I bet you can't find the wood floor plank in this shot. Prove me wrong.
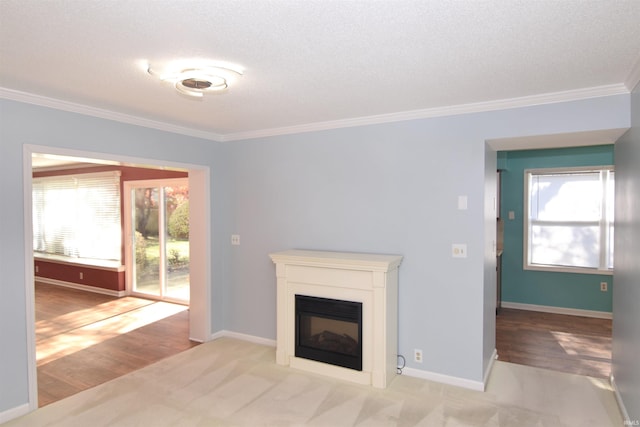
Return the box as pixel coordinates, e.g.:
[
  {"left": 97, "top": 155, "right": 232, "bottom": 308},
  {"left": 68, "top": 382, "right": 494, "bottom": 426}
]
[
  {"left": 36, "top": 296, "right": 155, "bottom": 341},
  {"left": 496, "top": 308, "right": 611, "bottom": 379},
  {"left": 35, "top": 282, "right": 199, "bottom": 407}
]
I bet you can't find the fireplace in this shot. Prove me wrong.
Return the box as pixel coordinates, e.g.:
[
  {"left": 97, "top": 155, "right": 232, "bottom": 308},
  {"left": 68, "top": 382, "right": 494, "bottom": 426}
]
[
  {"left": 270, "top": 250, "right": 402, "bottom": 388},
  {"left": 295, "top": 295, "right": 362, "bottom": 371}
]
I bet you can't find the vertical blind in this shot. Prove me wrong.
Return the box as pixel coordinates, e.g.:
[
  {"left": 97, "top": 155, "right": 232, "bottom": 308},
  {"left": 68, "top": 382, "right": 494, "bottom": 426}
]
[{"left": 33, "top": 171, "right": 122, "bottom": 262}]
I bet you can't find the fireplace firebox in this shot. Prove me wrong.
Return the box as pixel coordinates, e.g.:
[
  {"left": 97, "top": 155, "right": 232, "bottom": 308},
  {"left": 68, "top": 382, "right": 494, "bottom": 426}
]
[{"left": 295, "top": 295, "right": 362, "bottom": 371}]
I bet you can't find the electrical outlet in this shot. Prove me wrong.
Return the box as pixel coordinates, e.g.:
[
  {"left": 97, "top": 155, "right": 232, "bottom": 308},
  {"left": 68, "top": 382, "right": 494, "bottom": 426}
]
[
  {"left": 414, "top": 349, "right": 423, "bottom": 363},
  {"left": 600, "top": 282, "right": 608, "bottom": 292},
  {"left": 452, "top": 243, "right": 467, "bottom": 258},
  {"left": 231, "top": 234, "right": 240, "bottom": 245},
  {"left": 79, "top": 272, "right": 84, "bottom": 280}
]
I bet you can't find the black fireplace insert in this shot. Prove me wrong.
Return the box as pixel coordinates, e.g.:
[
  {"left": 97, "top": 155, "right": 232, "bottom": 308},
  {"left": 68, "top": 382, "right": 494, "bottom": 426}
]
[{"left": 295, "top": 294, "right": 362, "bottom": 371}]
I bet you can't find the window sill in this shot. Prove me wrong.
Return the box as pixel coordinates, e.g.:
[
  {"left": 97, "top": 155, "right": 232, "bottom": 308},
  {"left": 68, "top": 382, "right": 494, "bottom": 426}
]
[
  {"left": 34, "top": 253, "right": 124, "bottom": 272},
  {"left": 524, "top": 264, "right": 613, "bottom": 276}
]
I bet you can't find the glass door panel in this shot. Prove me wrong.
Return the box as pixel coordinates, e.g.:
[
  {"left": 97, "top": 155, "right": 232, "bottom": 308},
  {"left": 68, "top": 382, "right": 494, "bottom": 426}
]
[
  {"left": 133, "top": 187, "right": 161, "bottom": 296},
  {"left": 128, "top": 180, "right": 189, "bottom": 303},
  {"left": 164, "top": 185, "right": 190, "bottom": 301}
]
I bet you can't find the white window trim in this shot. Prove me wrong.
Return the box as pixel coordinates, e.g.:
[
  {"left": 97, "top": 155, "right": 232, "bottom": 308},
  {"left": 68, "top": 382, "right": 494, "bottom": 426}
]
[{"left": 523, "top": 165, "right": 614, "bottom": 275}]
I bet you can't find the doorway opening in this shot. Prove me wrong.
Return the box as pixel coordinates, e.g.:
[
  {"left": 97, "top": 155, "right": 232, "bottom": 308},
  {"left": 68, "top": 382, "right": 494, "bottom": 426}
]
[
  {"left": 24, "top": 145, "right": 211, "bottom": 409},
  {"left": 492, "top": 145, "right": 613, "bottom": 379}
]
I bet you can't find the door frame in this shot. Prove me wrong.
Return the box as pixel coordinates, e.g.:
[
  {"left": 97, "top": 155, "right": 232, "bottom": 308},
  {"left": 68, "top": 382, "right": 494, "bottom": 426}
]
[
  {"left": 23, "top": 144, "right": 212, "bottom": 410},
  {"left": 124, "top": 178, "right": 190, "bottom": 303}
]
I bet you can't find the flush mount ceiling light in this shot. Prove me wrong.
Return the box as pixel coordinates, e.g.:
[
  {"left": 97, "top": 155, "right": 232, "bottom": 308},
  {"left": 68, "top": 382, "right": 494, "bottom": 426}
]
[{"left": 147, "top": 62, "right": 243, "bottom": 98}]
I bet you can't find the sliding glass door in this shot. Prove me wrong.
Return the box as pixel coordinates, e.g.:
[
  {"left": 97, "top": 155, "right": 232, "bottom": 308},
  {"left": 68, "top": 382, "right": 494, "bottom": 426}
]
[{"left": 125, "top": 179, "right": 189, "bottom": 303}]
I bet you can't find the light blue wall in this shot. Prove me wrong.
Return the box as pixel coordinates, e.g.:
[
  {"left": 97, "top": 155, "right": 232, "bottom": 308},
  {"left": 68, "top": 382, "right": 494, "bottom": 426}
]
[
  {"left": 227, "top": 123, "right": 489, "bottom": 384},
  {"left": 499, "top": 145, "right": 615, "bottom": 313},
  {"left": 613, "top": 84, "right": 640, "bottom": 421},
  {"left": 224, "top": 95, "right": 630, "bottom": 387},
  {"left": 0, "top": 100, "right": 234, "bottom": 414},
  {"left": 0, "top": 93, "right": 632, "bottom": 417}
]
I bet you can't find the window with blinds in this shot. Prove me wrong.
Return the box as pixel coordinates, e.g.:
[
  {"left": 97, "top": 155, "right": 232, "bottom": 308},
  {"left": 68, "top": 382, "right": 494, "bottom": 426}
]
[
  {"left": 33, "top": 171, "right": 122, "bottom": 262},
  {"left": 524, "top": 167, "right": 614, "bottom": 273}
]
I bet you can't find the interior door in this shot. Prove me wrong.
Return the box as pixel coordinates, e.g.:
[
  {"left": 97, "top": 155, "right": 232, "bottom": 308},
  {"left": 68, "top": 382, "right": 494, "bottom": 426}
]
[{"left": 125, "top": 179, "right": 189, "bottom": 303}]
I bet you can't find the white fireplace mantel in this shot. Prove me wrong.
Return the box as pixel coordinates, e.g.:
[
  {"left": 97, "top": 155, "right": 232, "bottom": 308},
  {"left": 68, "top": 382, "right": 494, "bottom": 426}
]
[{"left": 269, "top": 250, "right": 402, "bottom": 388}]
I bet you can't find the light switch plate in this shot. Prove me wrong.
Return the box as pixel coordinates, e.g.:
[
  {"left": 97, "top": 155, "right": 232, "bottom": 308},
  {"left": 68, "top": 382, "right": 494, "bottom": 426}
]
[{"left": 458, "top": 195, "right": 468, "bottom": 210}]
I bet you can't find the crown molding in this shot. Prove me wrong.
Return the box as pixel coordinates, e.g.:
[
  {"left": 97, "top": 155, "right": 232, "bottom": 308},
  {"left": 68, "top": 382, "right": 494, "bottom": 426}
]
[
  {"left": 624, "top": 54, "right": 640, "bottom": 92},
  {"left": 0, "top": 87, "right": 225, "bottom": 142},
  {"left": 1, "top": 84, "right": 629, "bottom": 144},
  {"left": 222, "top": 84, "right": 629, "bottom": 141}
]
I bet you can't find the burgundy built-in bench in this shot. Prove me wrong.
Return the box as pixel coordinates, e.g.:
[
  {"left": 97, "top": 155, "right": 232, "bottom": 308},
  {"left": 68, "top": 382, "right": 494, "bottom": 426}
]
[{"left": 35, "top": 254, "right": 125, "bottom": 296}]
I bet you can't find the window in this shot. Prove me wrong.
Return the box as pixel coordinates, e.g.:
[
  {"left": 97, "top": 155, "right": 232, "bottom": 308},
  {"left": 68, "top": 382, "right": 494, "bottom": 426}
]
[
  {"left": 33, "top": 171, "right": 122, "bottom": 262},
  {"left": 524, "top": 167, "right": 614, "bottom": 274}
]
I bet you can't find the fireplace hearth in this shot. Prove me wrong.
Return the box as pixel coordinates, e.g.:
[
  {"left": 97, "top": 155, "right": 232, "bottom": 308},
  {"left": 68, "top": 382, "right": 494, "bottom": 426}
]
[{"left": 295, "top": 295, "right": 362, "bottom": 371}]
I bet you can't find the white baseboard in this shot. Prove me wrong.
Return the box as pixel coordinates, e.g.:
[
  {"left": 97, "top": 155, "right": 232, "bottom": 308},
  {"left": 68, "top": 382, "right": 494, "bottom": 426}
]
[
  {"left": 483, "top": 348, "right": 498, "bottom": 390},
  {"left": 402, "top": 366, "right": 485, "bottom": 391},
  {"left": 501, "top": 302, "right": 612, "bottom": 319},
  {"left": 0, "top": 403, "right": 30, "bottom": 424},
  {"left": 36, "top": 277, "right": 126, "bottom": 297},
  {"left": 610, "top": 374, "right": 631, "bottom": 424},
  {"left": 212, "top": 330, "right": 491, "bottom": 391},
  {"left": 406, "top": 349, "right": 497, "bottom": 392},
  {"left": 211, "top": 330, "right": 277, "bottom": 348}
]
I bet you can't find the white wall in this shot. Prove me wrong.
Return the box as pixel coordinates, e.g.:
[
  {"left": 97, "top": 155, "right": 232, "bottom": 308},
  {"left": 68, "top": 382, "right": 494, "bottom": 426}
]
[
  {"left": 0, "top": 93, "right": 632, "bottom": 418},
  {"left": 613, "top": 84, "right": 640, "bottom": 422},
  {"left": 483, "top": 142, "right": 498, "bottom": 377}
]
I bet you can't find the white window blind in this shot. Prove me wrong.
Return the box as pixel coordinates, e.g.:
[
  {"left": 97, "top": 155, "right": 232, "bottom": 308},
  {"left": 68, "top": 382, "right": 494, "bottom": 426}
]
[
  {"left": 33, "top": 171, "right": 122, "bottom": 262},
  {"left": 525, "top": 167, "right": 614, "bottom": 273}
]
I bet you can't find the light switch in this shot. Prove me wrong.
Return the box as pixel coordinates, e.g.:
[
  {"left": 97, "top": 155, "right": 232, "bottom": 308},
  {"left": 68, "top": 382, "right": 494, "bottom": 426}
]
[
  {"left": 458, "top": 195, "right": 468, "bottom": 210},
  {"left": 231, "top": 234, "right": 240, "bottom": 245},
  {"left": 508, "top": 211, "right": 515, "bottom": 220}
]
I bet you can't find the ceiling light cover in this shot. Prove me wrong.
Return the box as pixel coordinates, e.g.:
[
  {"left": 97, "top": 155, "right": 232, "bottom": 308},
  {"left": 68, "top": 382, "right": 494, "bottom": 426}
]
[{"left": 147, "top": 62, "right": 243, "bottom": 98}]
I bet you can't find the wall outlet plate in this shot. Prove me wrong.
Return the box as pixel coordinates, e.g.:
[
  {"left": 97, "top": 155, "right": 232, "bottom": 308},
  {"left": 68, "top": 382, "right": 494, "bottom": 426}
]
[
  {"left": 231, "top": 234, "right": 240, "bottom": 245},
  {"left": 452, "top": 243, "right": 467, "bottom": 258}
]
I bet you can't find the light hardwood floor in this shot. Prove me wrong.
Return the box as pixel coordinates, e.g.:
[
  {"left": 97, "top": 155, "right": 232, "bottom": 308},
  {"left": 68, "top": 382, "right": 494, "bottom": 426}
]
[
  {"left": 35, "top": 282, "right": 199, "bottom": 407},
  {"left": 496, "top": 308, "right": 612, "bottom": 379}
]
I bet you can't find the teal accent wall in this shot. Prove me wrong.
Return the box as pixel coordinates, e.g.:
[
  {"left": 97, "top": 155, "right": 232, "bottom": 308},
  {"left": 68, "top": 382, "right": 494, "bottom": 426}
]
[{"left": 500, "top": 145, "right": 614, "bottom": 313}]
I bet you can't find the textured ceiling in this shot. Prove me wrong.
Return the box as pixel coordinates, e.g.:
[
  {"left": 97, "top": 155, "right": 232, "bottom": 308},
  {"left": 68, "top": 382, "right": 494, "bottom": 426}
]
[{"left": 2, "top": 0, "right": 640, "bottom": 142}]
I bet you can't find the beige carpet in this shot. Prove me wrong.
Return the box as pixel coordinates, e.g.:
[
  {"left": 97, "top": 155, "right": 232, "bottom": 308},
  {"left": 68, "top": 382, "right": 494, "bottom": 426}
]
[{"left": 4, "top": 337, "right": 623, "bottom": 426}]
